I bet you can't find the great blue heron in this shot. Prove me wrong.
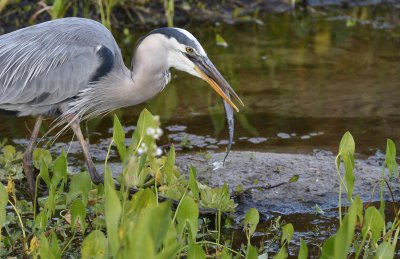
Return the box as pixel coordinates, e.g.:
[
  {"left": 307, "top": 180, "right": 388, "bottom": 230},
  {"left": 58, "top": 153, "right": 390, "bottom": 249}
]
[{"left": 0, "top": 17, "right": 243, "bottom": 198}]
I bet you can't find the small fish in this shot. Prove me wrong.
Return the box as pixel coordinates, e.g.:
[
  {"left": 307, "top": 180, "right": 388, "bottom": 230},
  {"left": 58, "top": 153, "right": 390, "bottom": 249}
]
[{"left": 222, "top": 95, "right": 234, "bottom": 165}]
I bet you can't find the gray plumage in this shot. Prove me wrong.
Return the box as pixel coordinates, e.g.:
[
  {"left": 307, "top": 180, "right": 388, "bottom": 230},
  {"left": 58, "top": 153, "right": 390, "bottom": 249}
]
[
  {"left": 0, "top": 17, "right": 243, "bottom": 197},
  {"left": 0, "top": 17, "right": 241, "bottom": 121}
]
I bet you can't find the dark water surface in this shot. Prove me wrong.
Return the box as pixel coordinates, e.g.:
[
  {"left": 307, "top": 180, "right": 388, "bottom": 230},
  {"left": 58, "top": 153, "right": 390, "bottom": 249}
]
[
  {"left": 1, "top": 6, "right": 400, "bottom": 258},
  {"left": 1, "top": 7, "right": 400, "bottom": 158}
]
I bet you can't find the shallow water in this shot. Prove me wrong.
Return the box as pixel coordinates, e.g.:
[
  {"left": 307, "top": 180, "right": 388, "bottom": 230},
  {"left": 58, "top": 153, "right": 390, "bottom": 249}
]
[
  {"left": 1, "top": 7, "right": 399, "bottom": 159},
  {"left": 1, "top": 6, "right": 400, "bottom": 257}
]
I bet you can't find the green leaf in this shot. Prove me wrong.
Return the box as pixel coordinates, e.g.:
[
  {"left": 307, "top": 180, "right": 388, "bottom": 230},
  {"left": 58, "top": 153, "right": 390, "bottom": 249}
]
[
  {"left": 130, "top": 108, "right": 158, "bottom": 152},
  {"left": 176, "top": 196, "right": 199, "bottom": 242},
  {"left": 51, "top": 152, "right": 67, "bottom": 188},
  {"left": 188, "top": 243, "right": 206, "bottom": 259},
  {"left": 298, "top": 239, "right": 308, "bottom": 259},
  {"left": 245, "top": 245, "right": 258, "bottom": 259},
  {"left": 215, "top": 33, "right": 228, "bottom": 48},
  {"left": 281, "top": 223, "right": 294, "bottom": 244},
  {"left": 320, "top": 235, "right": 335, "bottom": 259},
  {"left": 147, "top": 202, "right": 172, "bottom": 250},
  {"left": 113, "top": 114, "right": 127, "bottom": 162},
  {"left": 385, "top": 139, "right": 398, "bottom": 177},
  {"left": 289, "top": 175, "right": 299, "bottom": 183},
  {"left": 374, "top": 242, "right": 394, "bottom": 259},
  {"left": 273, "top": 246, "right": 288, "bottom": 259},
  {"left": 334, "top": 196, "right": 362, "bottom": 258},
  {"left": 164, "top": 145, "right": 176, "bottom": 184},
  {"left": 243, "top": 208, "right": 259, "bottom": 236},
  {"left": 0, "top": 183, "right": 7, "bottom": 243},
  {"left": 70, "top": 199, "right": 87, "bottom": 232},
  {"left": 221, "top": 249, "right": 232, "bottom": 259},
  {"left": 39, "top": 160, "right": 51, "bottom": 187},
  {"left": 81, "top": 230, "right": 108, "bottom": 259},
  {"left": 362, "top": 207, "right": 384, "bottom": 244},
  {"left": 67, "top": 171, "right": 92, "bottom": 206},
  {"left": 39, "top": 232, "right": 59, "bottom": 259},
  {"left": 104, "top": 167, "right": 122, "bottom": 256},
  {"left": 338, "top": 131, "right": 355, "bottom": 156},
  {"left": 33, "top": 148, "right": 52, "bottom": 170},
  {"left": 189, "top": 165, "right": 199, "bottom": 200},
  {"left": 3, "top": 145, "right": 15, "bottom": 161},
  {"left": 343, "top": 154, "right": 355, "bottom": 201}
]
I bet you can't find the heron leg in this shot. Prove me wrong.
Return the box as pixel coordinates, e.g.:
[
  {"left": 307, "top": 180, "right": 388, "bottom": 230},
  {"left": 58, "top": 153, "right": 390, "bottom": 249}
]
[
  {"left": 68, "top": 118, "right": 103, "bottom": 184},
  {"left": 23, "top": 115, "right": 43, "bottom": 199}
]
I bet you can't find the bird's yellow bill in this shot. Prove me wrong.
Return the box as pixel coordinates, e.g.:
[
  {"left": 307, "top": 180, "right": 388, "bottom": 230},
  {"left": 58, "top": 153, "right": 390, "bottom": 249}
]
[{"left": 194, "top": 66, "right": 243, "bottom": 112}]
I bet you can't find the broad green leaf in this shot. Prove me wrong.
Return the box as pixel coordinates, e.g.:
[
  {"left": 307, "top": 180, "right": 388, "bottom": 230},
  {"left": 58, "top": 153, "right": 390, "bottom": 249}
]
[
  {"left": 67, "top": 171, "right": 92, "bottom": 206},
  {"left": 334, "top": 196, "right": 362, "bottom": 258},
  {"left": 51, "top": 152, "right": 67, "bottom": 188},
  {"left": 39, "top": 160, "right": 50, "bottom": 187},
  {"left": 113, "top": 114, "right": 127, "bottom": 162},
  {"left": 176, "top": 196, "right": 199, "bottom": 242},
  {"left": 221, "top": 249, "right": 232, "bottom": 259},
  {"left": 273, "top": 247, "right": 287, "bottom": 259},
  {"left": 320, "top": 235, "right": 335, "bottom": 259},
  {"left": 156, "top": 223, "right": 180, "bottom": 259},
  {"left": 33, "top": 148, "right": 52, "bottom": 170},
  {"left": 281, "top": 223, "right": 294, "bottom": 244},
  {"left": 3, "top": 145, "right": 15, "bottom": 161},
  {"left": 163, "top": 145, "right": 176, "bottom": 184},
  {"left": 81, "top": 230, "right": 108, "bottom": 259},
  {"left": 49, "top": 232, "right": 60, "bottom": 257},
  {"left": 104, "top": 167, "right": 122, "bottom": 256},
  {"left": 298, "top": 239, "right": 308, "bottom": 259},
  {"left": 147, "top": 202, "right": 172, "bottom": 250},
  {"left": 243, "top": 208, "right": 259, "bottom": 236},
  {"left": 338, "top": 131, "right": 355, "bottom": 156},
  {"left": 70, "top": 199, "right": 87, "bottom": 232},
  {"left": 39, "top": 233, "right": 59, "bottom": 259},
  {"left": 130, "top": 108, "right": 158, "bottom": 152},
  {"left": 385, "top": 139, "right": 398, "bottom": 177},
  {"left": 189, "top": 165, "right": 199, "bottom": 200},
  {"left": 0, "top": 183, "right": 7, "bottom": 242},
  {"left": 188, "top": 243, "right": 206, "bottom": 259},
  {"left": 123, "top": 227, "right": 155, "bottom": 259},
  {"left": 374, "top": 242, "right": 394, "bottom": 259},
  {"left": 245, "top": 245, "right": 258, "bottom": 259},
  {"left": 34, "top": 211, "right": 48, "bottom": 230},
  {"left": 343, "top": 154, "right": 355, "bottom": 201},
  {"left": 362, "top": 207, "right": 384, "bottom": 244}
]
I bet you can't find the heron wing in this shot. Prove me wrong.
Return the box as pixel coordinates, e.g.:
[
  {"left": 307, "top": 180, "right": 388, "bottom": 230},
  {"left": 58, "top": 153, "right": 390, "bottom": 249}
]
[{"left": 0, "top": 18, "right": 119, "bottom": 115}]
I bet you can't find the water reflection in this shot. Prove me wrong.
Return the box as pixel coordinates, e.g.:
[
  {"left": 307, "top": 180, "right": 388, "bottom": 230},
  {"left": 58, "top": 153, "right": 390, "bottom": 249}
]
[{"left": 1, "top": 8, "right": 399, "bottom": 157}]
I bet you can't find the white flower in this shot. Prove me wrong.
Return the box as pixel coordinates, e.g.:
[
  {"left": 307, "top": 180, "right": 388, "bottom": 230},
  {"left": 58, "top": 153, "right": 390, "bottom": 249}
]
[
  {"left": 137, "top": 147, "right": 144, "bottom": 155},
  {"left": 155, "top": 128, "right": 163, "bottom": 136},
  {"left": 152, "top": 128, "right": 163, "bottom": 139},
  {"left": 155, "top": 148, "right": 163, "bottom": 156},
  {"left": 146, "top": 127, "right": 155, "bottom": 136},
  {"left": 140, "top": 142, "right": 148, "bottom": 152}
]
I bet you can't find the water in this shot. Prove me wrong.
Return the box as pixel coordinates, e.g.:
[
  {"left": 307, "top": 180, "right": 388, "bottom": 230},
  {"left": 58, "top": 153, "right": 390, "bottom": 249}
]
[
  {"left": 2, "top": 7, "right": 399, "bottom": 159},
  {"left": 1, "top": 6, "right": 400, "bottom": 257}
]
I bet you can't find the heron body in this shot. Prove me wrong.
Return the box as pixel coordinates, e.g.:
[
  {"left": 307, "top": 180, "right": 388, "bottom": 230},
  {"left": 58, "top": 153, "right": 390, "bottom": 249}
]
[{"left": 0, "top": 18, "right": 243, "bottom": 198}]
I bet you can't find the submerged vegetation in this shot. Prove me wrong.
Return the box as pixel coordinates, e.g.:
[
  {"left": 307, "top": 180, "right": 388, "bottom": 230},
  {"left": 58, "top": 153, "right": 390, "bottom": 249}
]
[{"left": 0, "top": 109, "right": 399, "bottom": 258}]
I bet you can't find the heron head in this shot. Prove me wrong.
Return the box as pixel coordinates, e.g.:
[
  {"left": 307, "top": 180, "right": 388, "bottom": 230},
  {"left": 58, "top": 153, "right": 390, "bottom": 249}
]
[{"left": 147, "top": 27, "right": 244, "bottom": 112}]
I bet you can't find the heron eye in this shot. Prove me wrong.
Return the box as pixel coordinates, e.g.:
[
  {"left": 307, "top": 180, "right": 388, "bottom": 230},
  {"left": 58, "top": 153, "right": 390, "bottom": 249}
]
[{"left": 186, "top": 47, "right": 194, "bottom": 53}]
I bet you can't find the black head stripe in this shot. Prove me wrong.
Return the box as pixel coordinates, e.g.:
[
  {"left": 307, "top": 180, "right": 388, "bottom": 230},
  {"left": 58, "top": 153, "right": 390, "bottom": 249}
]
[{"left": 149, "top": 28, "right": 198, "bottom": 50}]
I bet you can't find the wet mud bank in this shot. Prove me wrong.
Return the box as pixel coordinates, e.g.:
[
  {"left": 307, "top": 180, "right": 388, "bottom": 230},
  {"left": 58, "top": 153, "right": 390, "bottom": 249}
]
[{"left": 176, "top": 150, "right": 400, "bottom": 219}]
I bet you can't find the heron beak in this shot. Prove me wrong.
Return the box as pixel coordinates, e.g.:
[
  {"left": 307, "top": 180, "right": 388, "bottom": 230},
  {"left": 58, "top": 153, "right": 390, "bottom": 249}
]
[{"left": 192, "top": 56, "right": 244, "bottom": 112}]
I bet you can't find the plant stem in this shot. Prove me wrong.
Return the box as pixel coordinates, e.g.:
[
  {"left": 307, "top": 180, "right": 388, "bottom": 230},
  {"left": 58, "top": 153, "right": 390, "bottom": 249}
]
[{"left": 9, "top": 199, "right": 27, "bottom": 250}]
